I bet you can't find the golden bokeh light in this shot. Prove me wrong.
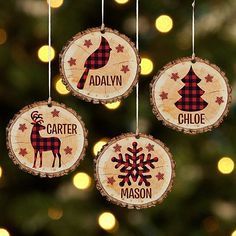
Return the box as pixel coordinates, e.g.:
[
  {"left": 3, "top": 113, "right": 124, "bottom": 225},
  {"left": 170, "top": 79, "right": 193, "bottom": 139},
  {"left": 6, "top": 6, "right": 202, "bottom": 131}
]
[
  {"left": 0, "top": 166, "right": 2, "bottom": 179},
  {"left": 73, "top": 172, "right": 92, "bottom": 190},
  {"left": 93, "top": 139, "right": 108, "bottom": 156},
  {"left": 38, "top": 45, "right": 55, "bottom": 63},
  {"left": 48, "top": 207, "right": 63, "bottom": 220},
  {"left": 141, "top": 57, "right": 154, "bottom": 75},
  {"left": 114, "top": 0, "right": 129, "bottom": 4},
  {"left": 155, "top": 15, "right": 173, "bottom": 33},
  {"left": 0, "top": 29, "right": 7, "bottom": 45},
  {"left": 218, "top": 157, "right": 234, "bottom": 174},
  {"left": 98, "top": 212, "right": 117, "bottom": 231},
  {"left": 47, "top": 0, "right": 64, "bottom": 8},
  {"left": 232, "top": 230, "right": 236, "bottom": 236},
  {"left": 55, "top": 78, "right": 70, "bottom": 95},
  {"left": 105, "top": 101, "right": 121, "bottom": 110},
  {"left": 0, "top": 228, "right": 10, "bottom": 236}
]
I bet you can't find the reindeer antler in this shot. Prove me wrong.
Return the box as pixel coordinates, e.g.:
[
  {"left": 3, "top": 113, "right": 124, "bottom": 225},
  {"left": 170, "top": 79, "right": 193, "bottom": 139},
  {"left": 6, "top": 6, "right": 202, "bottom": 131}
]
[
  {"left": 31, "top": 111, "right": 44, "bottom": 124},
  {"left": 31, "top": 111, "right": 38, "bottom": 120}
]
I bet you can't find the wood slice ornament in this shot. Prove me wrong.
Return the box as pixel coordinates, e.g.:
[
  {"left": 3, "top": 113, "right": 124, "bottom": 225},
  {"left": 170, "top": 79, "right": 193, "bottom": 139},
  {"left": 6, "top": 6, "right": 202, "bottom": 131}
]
[
  {"left": 94, "top": 133, "right": 175, "bottom": 209},
  {"left": 150, "top": 57, "right": 232, "bottom": 134},
  {"left": 6, "top": 101, "right": 87, "bottom": 178},
  {"left": 60, "top": 27, "right": 141, "bottom": 104}
]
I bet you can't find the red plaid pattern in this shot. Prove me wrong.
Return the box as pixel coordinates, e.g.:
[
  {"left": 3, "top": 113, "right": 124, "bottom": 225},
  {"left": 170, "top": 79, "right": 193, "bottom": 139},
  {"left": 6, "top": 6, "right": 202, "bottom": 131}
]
[
  {"left": 175, "top": 67, "right": 208, "bottom": 111},
  {"left": 112, "top": 142, "right": 158, "bottom": 187},
  {"left": 77, "top": 36, "right": 112, "bottom": 89},
  {"left": 30, "top": 124, "right": 62, "bottom": 168}
]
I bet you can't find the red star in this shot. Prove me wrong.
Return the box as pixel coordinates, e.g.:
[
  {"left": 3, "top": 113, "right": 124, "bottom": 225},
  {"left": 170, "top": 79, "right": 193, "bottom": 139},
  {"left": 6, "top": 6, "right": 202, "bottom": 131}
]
[
  {"left": 19, "top": 148, "right": 28, "bottom": 157},
  {"left": 116, "top": 44, "right": 124, "bottom": 53},
  {"left": 205, "top": 74, "right": 214, "bottom": 83},
  {"left": 51, "top": 109, "right": 60, "bottom": 117},
  {"left": 171, "top": 72, "right": 180, "bottom": 81},
  {"left": 68, "top": 57, "right": 76, "bottom": 66},
  {"left": 84, "top": 39, "right": 93, "bottom": 48},
  {"left": 107, "top": 177, "right": 116, "bottom": 185},
  {"left": 19, "top": 124, "right": 27, "bottom": 132},
  {"left": 121, "top": 65, "right": 130, "bottom": 74},
  {"left": 64, "top": 146, "right": 72, "bottom": 155},
  {"left": 146, "top": 143, "right": 154, "bottom": 152},
  {"left": 156, "top": 172, "right": 164, "bottom": 181},
  {"left": 215, "top": 96, "right": 224, "bottom": 105},
  {"left": 160, "top": 91, "right": 168, "bottom": 100},
  {"left": 113, "top": 144, "right": 122, "bottom": 152}
]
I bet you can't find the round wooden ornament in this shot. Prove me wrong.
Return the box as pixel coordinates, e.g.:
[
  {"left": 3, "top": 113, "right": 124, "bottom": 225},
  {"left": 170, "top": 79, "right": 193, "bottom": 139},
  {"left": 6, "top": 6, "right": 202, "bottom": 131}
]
[
  {"left": 94, "top": 133, "right": 175, "bottom": 209},
  {"left": 6, "top": 101, "right": 87, "bottom": 178},
  {"left": 60, "top": 27, "right": 141, "bottom": 104},
  {"left": 150, "top": 57, "right": 232, "bottom": 134}
]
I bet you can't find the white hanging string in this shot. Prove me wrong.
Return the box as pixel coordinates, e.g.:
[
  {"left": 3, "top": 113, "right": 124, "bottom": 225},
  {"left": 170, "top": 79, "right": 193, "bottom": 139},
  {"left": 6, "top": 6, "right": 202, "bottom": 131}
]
[
  {"left": 48, "top": 0, "right": 52, "bottom": 105},
  {"left": 192, "top": 0, "right": 196, "bottom": 61},
  {"left": 135, "top": 0, "right": 139, "bottom": 136},
  {"left": 101, "top": 0, "right": 105, "bottom": 31}
]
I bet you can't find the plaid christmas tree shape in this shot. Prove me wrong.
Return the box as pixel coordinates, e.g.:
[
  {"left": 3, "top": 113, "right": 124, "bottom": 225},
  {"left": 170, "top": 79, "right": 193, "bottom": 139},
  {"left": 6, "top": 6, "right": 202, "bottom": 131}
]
[{"left": 175, "top": 67, "right": 208, "bottom": 111}]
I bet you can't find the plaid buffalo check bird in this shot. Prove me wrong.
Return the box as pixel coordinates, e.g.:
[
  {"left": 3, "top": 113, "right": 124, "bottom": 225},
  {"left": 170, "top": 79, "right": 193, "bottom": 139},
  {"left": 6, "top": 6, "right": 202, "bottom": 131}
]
[
  {"left": 175, "top": 66, "right": 208, "bottom": 111},
  {"left": 77, "top": 36, "right": 112, "bottom": 89},
  {"left": 30, "top": 111, "right": 62, "bottom": 169}
]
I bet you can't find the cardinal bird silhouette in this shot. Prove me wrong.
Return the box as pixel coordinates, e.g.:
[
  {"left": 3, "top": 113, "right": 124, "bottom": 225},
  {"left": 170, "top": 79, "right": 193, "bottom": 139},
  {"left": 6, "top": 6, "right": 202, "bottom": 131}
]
[{"left": 77, "top": 36, "right": 112, "bottom": 89}]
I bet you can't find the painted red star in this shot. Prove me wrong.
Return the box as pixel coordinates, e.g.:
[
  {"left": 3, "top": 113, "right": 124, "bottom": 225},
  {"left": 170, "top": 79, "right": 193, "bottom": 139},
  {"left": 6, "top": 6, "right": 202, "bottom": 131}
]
[
  {"left": 113, "top": 144, "right": 122, "bottom": 152},
  {"left": 121, "top": 65, "right": 130, "bottom": 74},
  {"left": 205, "top": 74, "right": 214, "bottom": 83},
  {"left": 18, "top": 124, "right": 27, "bottom": 132},
  {"left": 146, "top": 143, "right": 154, "bottom": 152},
  {"left": 64, "top": 146, "right": 72, "bottom": 155},
  {"left": 160, "top": 91, "right": 168, "bottom": 100},
  {"left": 19, "top": 148, "right": 28, "bottom": 157},
  {"left": 84, "top": 39, "right": 93, "bottom": 48},
  {"left": 107, "top": 176, "right": 116, "bottom": 185},
  {"left": 215, "top": 96, "right": 224, "bottom": 105},
  {"left": 171, "top": 72, "right": 180, "bottom": 81},
  {"left": 156, "top": 172, "right": 164, "bottom": 181},
  {"left": 51, "top": 109, "right": 60, "bottom": 117},
  {"left": 68, "top": 57, "right": 76, "bottom": 66},
  {"left": 116, "top": 44, "right": 124, "bottom": 53}
]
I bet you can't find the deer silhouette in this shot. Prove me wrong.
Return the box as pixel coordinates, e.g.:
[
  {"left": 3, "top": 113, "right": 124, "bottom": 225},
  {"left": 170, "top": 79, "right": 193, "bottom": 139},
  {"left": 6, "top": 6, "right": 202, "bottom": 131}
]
[{"left": 30, "top": 111, "right": 62, "bottom": 169}]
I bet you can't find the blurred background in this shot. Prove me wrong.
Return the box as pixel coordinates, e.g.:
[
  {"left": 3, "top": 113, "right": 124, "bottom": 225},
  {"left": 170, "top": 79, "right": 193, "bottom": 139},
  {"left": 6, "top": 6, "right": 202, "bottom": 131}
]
[{"left": 0, "top": 0, "right": 236, "bottom": 235}]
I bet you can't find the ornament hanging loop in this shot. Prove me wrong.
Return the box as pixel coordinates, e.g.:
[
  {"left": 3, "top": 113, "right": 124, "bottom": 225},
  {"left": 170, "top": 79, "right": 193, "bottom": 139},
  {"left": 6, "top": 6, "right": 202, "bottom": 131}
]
[
  {"left": 191, "top": 0, "right": 196, "bottom": 63},
  {"left": 48, "top": 97, "right": 52, "bottom": 107},
  {"left": 48, "top": 0, "right": 53, "bottom": 105},
  {"left": 101, "top": 0, "right": 105, "bottom": 33},
  {"left": 101, "top": 23, "right": 105, "bottom": 33},
  {"left": 135, "top": 0, "right": 139, "bottom": 137}
]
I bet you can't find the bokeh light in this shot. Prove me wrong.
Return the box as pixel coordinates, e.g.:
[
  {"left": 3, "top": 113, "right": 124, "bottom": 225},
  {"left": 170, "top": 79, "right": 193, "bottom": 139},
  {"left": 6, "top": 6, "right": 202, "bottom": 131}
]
[
  {"left": 55, "top": 78, "right": 70, "bottom": 95},
  {"left": 47, "top": 0, "right": 64, "bottom": 8},
  {"left": 37, "top": 45, "right": 55, "bottom": 63},
  {"left": 0, "top": 228, "right": 10, "bottom": 236},
  {"left": 0, "top": 166, "right": 2, "bottom": 179},
  {"left": 232, "top": 229, "right": 236, "bottom": 236},
  {"left": 155, "top": 15, "right": 173, "bottom": 33},
  {"left": 48, "top": 207, "right": 63, "bottom": 220},
  {"left": 141, "top": 57, "right": 153, "bottom": 75},
  {"left": 114, "top": 0, "right": 129, "bottom": 4},
  {"left": 0, "top": 29, "right": 7, "bottom": 45},
  {"left": 105, "top": 101, "right": 121, "bottom": 110},
  {"left": 98, "top": 212, "right": 117, "bottom": 231},
  {"left": 218, "top": 157, "right": 234, "bottom": 174},
  {"left": 93, "top": 139, "right": 108, "bottom": 156},
  {"left": 73, "top": 172, "right": 92, "bottom": 190}
]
